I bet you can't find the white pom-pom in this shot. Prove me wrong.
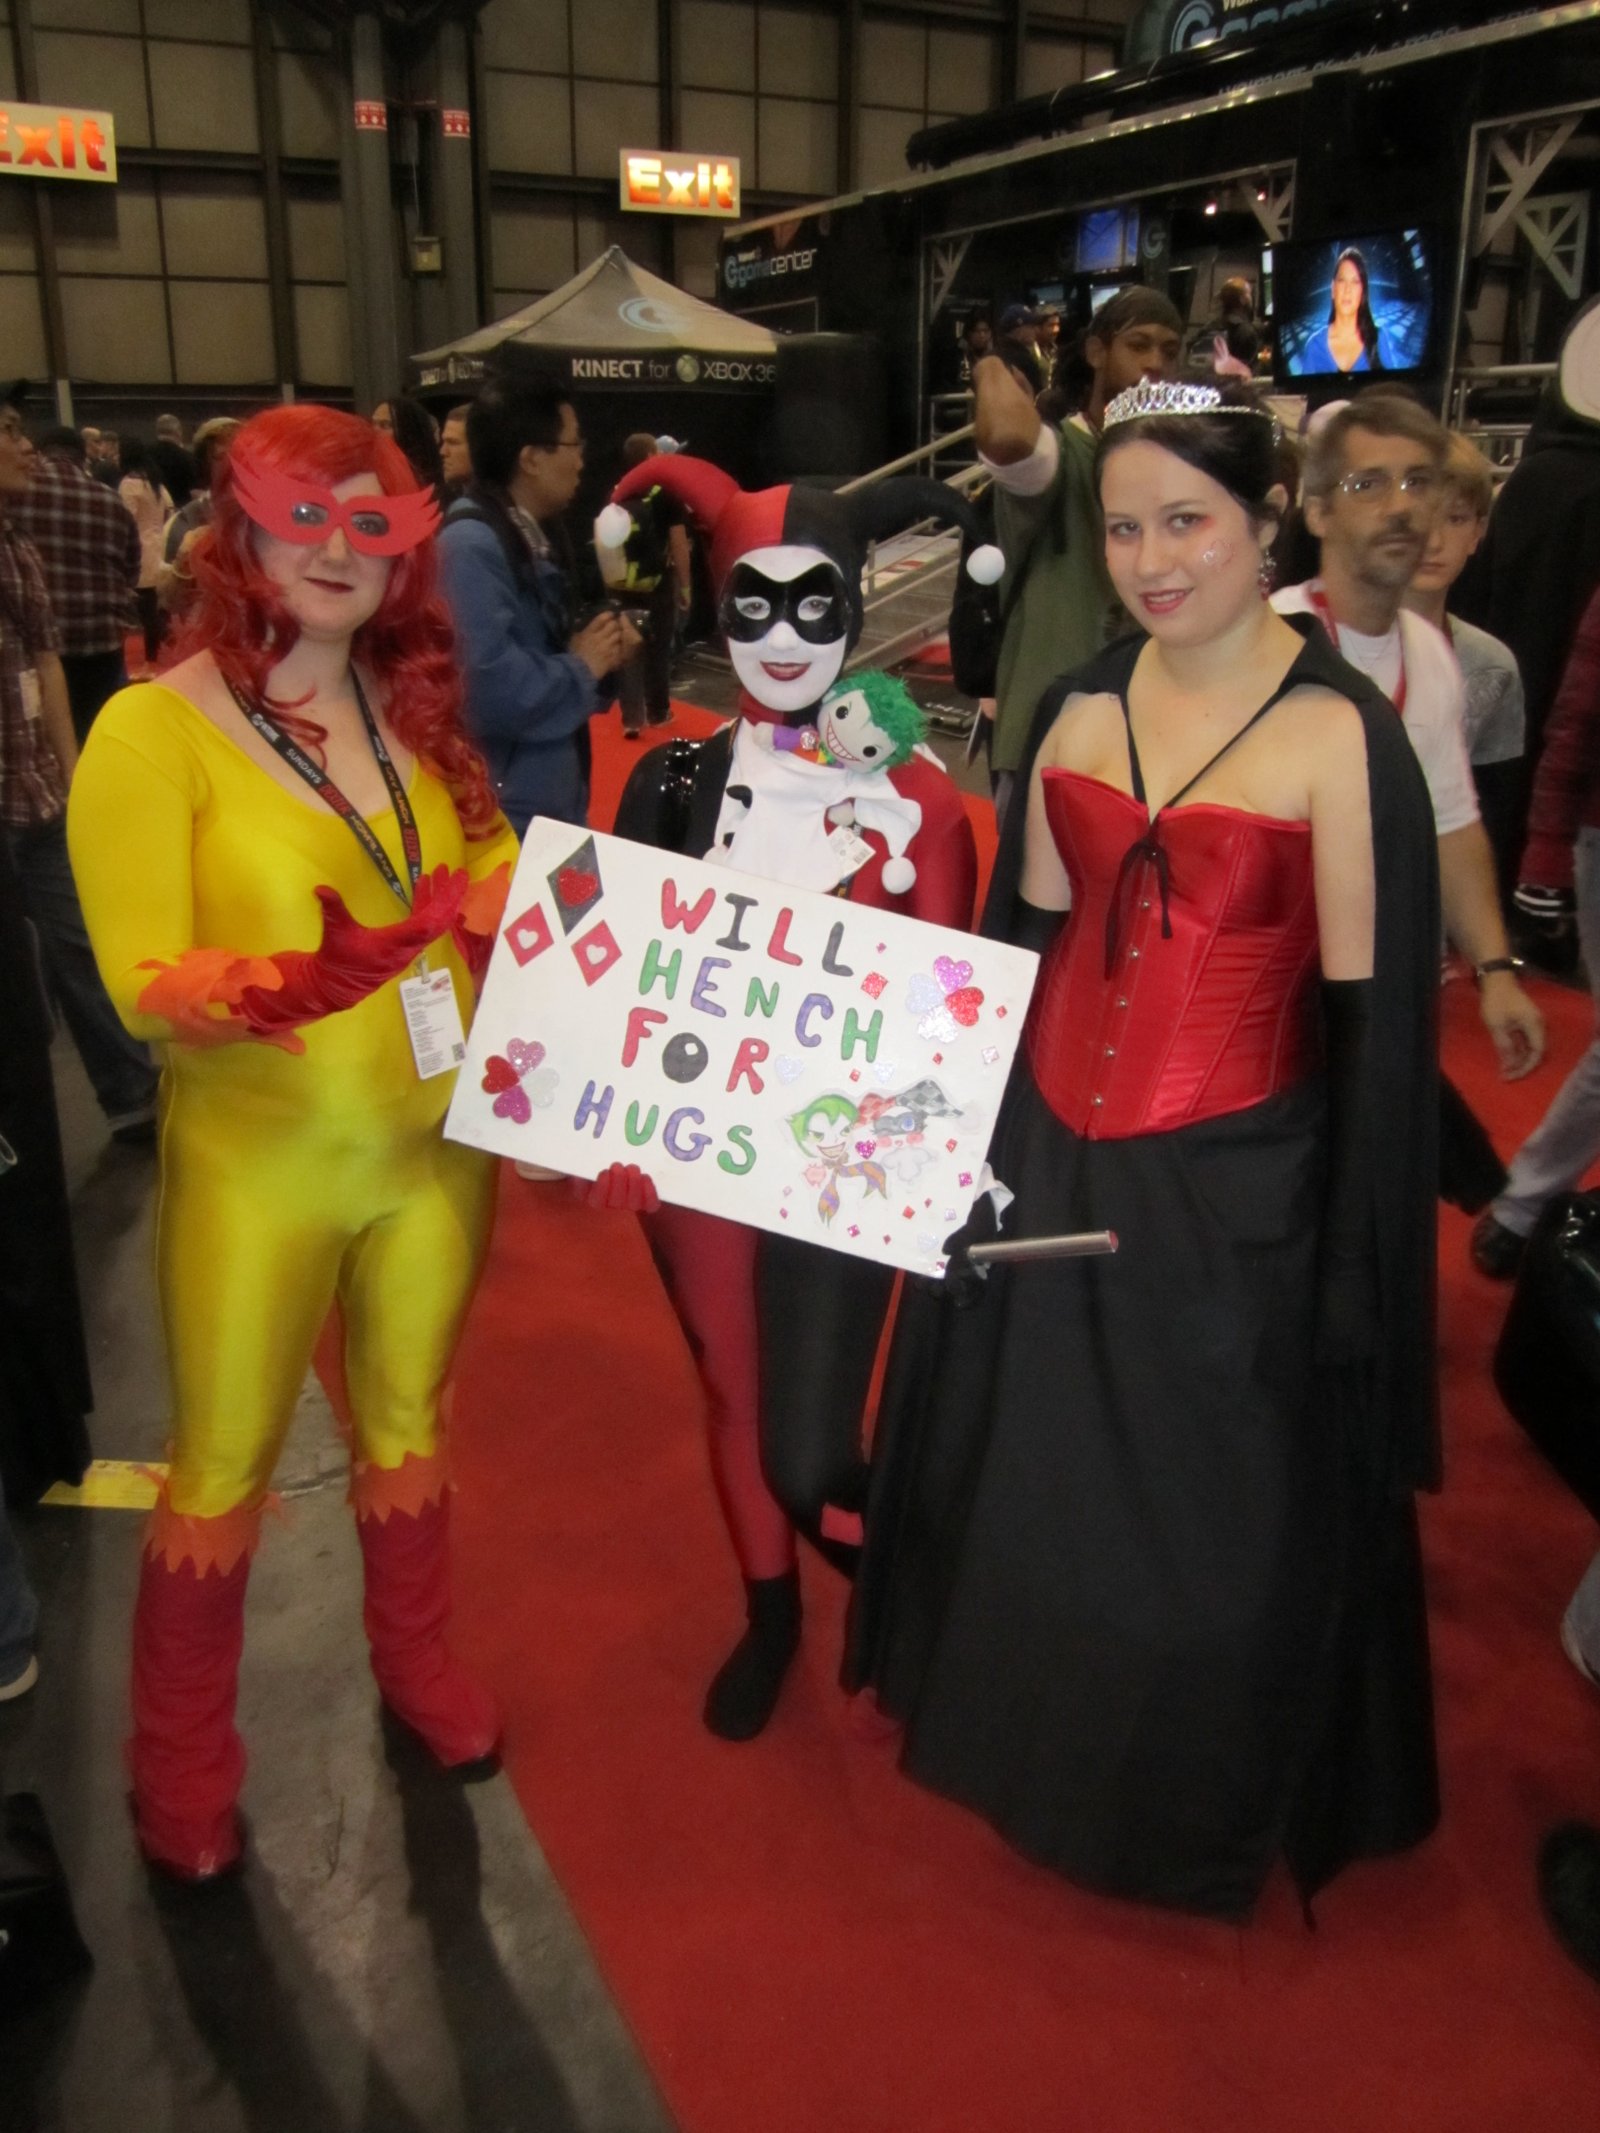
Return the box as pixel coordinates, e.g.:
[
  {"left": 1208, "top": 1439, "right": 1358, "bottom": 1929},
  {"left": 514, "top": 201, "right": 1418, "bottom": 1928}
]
[
  {"left": 966, "top": 543, "right": 1005, "bottom": 586},
  {"left": 595, "top": 503, "right": 633, "bottom": 550},
  {"left": 881, "top": 855, "right": 916, "bottom": 895}
]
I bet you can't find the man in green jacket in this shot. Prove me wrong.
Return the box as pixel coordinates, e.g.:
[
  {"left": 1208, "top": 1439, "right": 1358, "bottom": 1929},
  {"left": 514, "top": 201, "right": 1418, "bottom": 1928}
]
[{"left": 976, "top": 285, "right": 1183, "bottom": 821}]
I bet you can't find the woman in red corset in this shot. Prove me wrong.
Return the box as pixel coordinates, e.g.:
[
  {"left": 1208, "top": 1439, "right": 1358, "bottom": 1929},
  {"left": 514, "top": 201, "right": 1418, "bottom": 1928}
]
[{"left": 847, "top": 381, "right": 1444, "bottom": 1918}]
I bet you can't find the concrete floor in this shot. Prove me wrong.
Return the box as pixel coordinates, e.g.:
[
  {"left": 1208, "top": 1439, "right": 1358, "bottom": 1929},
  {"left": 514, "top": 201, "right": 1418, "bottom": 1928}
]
[{"left": 0, "top": 1047, "right": 676, "bottom": 2133}]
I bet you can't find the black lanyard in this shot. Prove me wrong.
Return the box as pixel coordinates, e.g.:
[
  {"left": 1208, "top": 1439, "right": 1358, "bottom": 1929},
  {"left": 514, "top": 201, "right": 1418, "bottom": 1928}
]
[{"left": 224, "top": 670, "right": 420, "bottom": 912}]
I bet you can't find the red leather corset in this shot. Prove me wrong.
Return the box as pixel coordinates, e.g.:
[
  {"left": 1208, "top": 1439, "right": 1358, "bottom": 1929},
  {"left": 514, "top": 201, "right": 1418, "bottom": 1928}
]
[{"left": 1027, "top": 769, "right": 1322, "bottom": 1139}]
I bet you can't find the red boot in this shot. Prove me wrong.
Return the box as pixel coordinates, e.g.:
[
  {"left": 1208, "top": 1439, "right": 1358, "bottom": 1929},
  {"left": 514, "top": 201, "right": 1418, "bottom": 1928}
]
[
  {"left": 353, "top": 1465, "right": 499, "bottom": 1771},
  {"left": 128, "top": 1503, "right": 258, "bottom": 1879}
]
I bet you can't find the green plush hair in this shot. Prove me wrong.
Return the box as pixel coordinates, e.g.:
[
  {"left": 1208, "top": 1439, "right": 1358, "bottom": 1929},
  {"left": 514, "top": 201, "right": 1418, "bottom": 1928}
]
[
  {"left": 788, "top": 1093, "right": 858, "bottom": 1150},
  {"left": 821, "top": 669, "right": 925, "bottom": 768}
]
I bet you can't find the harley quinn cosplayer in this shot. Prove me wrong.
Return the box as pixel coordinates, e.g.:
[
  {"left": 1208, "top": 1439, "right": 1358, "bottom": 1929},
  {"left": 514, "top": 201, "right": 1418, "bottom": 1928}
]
[
  {"left": 68, "top": 407, "right": 517, "bottom": 1879},
  {"left": 594, "top": 453, "right": 996, "bottom": 1740}
]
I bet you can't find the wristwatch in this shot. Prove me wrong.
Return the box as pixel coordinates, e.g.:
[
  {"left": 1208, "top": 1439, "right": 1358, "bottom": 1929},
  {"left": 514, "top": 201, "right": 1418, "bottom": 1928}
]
[{"left": 1473, "top": 956, "right": 1525, "bottom": 982}]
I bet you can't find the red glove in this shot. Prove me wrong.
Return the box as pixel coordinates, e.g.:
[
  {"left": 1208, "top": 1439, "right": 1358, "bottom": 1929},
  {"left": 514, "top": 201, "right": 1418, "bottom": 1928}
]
[
  {"left": 574, "top": 1162, "right": 660, "bottom": 1213},
  {"left": 237, "top": 865, "right": 469, "bottom": 1035}
]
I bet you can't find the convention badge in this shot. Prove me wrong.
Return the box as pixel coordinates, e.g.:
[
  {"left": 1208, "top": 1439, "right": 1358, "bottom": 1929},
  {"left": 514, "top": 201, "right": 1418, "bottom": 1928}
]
[
  {"left": 17, "top": 665, "right": 40, "bottom": 724},
  {"left": 400, "top": 965, "right": 467, "bottom": 1080}
]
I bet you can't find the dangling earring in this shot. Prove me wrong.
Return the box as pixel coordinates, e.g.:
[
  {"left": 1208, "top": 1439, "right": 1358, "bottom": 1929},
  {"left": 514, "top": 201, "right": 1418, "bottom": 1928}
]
[{"left": 1258, "top": 548, "right": 1277, "bottom": 598}]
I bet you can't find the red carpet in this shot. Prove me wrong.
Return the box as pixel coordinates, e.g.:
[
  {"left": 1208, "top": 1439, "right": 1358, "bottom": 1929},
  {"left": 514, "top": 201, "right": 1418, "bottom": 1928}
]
[{"left": 441, "top": 715, "right": 1600, "bottom": 2129}]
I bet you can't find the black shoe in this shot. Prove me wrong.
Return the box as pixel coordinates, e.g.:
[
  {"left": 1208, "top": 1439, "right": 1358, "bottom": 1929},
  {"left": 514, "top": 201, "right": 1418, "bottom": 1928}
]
[
  {"left": 1470, "top": 1210, "right": 1528, "bottom": 1280},
  {"left": 703, "top": 1569, "right": 801, "bottom": 1742},
  {"left": 1538, "top": 1823, "right": 1600, "bottom": 1984}
]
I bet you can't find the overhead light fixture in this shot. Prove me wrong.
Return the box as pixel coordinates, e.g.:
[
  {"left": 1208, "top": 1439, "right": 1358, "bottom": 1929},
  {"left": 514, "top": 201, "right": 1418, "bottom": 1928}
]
[
  {"left": 1203, "top": 198, "right": 1218, "bottom": 217},
  {"left": 1256, "top": 185, "right": 1268, "bottom": 202}
]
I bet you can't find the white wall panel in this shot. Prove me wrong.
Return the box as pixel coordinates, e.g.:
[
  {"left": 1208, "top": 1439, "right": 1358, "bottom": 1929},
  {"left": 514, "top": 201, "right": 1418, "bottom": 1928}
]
[
  {"left": 34, "top": 0, "right": 140, "bottom": 30},
  {"left": 573, "top": 80, "right": 658, "bottom": 181},
  {"left": 929, "top": 28, "right": 996, "bottom": 116},
  {"left": 858, "top": 109, "right": 919, "bottom": 190},
  {"left": 149, "top": 44, "right": 260, "bottom": 155},
  {"left": 61, "top": 278, "right": 172, "bottom": 384},
  {"left": 275, "top": 49, "right": 342, "bottom": 161},
  {"left": 860, "top": 21, "right": 925, "bottom": 113},
  {"left": 51, "top": 172, "right": 160, "bottom": 276},
  {"left": 35, "top": 32, "right": 152, "bottom": 147},
  {"left": 572, "top": 0, "right": 658, "bottom": 84},
  {"left": 491, "top": 199, "right": 579, "bottom": 292},
  {"left": 161, "top": 181, "right": 268, "bottom": 281},
  {"left": 678, "top": 88, "right": 756, "bottom": 173},
  {"left": 293, "top": 283, "right": 352, "bottom": 387},
  {"left": 481, "top": 0, "right": 571, "bottom": 73},
  {"left": 758, "top": 7, "right": 837, "bottom": 100},
  {"left": 0, "top": 277, "right": 47, "bottom": 378},
  {"left": 679, "top": 0, "right": 754, "bottom": 93},
  {"left": 286, "top": 195, "right": 346, "bottom": 284},
  {"left": 485, "top": 69, "right": 574, "bottom": 175},
  {"left": 145, "top": 0, "right": 250, "bottom": 40},
  {"left": 759, "top": 98, "right": 836, "bottom": 197},
  {"left": 169, "top": 281, "right": 274, "bottom": 386}
]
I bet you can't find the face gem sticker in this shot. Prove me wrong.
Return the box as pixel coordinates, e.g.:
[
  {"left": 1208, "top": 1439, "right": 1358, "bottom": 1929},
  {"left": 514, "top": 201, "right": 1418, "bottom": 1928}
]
[
  {"left": 848, "top": 1225, "right": 860, "bottom": 1238},
  {"left": 548, "top": 837, "right": 603, "bottom": 935},
  {"left": 959, "top": 1172, "right": 973, "bottom": 1187},
  {"left": 776, "top": 1056, "right": 805, "bottom": 1084},
  {"left": 849, "top": 1068, "right": 861, "bottom": 1082},
  {"left": 917, "top": 1232, "right": 939, "bottom": 1254},
  {"left": 945, "top": 1139, "right": 958, "bottom": 1152},
  {"left": 861, "top": 973, "right": 887, "bottom": 999},
  {"left": 982, "top": 1046, "right": 1000, "bottom": 1065},
  {"left": 996, "top": 1005, "right": 1008, "bottom": 1019}
]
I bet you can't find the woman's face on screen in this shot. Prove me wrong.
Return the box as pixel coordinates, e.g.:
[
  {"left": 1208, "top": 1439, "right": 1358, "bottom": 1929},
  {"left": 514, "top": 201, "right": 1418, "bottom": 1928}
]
[{"left": 1332, "top": 260, "right": 1365, "bottom": 320}]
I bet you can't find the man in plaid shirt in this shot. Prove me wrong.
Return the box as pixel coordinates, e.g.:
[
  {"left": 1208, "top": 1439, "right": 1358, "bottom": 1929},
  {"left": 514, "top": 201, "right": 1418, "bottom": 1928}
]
[
  {"left": 0, "top": 399, "right": 157, "bottom": 1141},
  {"left": 10, "top": 424, "right": 139, "bottom": 741}
]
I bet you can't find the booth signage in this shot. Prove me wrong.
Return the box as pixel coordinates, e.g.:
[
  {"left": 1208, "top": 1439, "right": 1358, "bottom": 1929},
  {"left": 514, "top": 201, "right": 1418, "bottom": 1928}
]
[
  {"left": 0, "top": 102, "right": 115, "bottom": 184},
  {"left": 719, "top": 213, "right": 828, "bottom": 311},
  {"left": 1125, "top": 0, "right": 1362, "bottom": 59},
  {"left": 418, "top": 347, "right": 775, "bottom": 392},
  {"left": 446, "top": 821, "right": 1038, "bottom": 1276},
  {"left": 620, "top": 151, "right": 741, "bottom": 219}
]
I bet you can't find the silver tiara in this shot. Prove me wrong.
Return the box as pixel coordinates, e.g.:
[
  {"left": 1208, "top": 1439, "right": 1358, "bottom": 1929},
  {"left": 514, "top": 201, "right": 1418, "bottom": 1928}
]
[{"left": 1103, "top": 381, "right": 1279, "bottom": 435}]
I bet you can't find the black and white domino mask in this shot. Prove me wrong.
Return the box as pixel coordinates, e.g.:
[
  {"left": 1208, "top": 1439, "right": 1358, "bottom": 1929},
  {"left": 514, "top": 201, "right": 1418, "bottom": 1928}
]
[{"left": 718, "top": 547, "right": 852, "bottom": 713}]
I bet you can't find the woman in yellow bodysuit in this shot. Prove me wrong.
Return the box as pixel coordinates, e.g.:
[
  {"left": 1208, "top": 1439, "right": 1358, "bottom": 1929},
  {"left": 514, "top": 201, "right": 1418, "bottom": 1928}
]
[{"left": 68, "top": 405, "right": 516, "bottom": 1879}]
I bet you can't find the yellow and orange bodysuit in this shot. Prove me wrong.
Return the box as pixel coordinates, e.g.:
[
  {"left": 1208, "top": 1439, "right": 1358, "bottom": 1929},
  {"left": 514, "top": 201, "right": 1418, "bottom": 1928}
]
[{"left": 69, "top": 680, "right": 517, "bottom": 1876}]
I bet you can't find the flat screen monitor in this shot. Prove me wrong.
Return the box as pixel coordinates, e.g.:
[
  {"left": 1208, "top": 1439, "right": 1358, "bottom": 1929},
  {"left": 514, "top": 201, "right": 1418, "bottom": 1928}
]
[
  {"left": 1272, "top": 228, "right": 1436, "bottom": 381},
  {"left": 1077, "top": 206, "right": 1138, "bottom": 276},
  {"left": 1088, "top": 280, "right": 1123, "bottom": 315}
]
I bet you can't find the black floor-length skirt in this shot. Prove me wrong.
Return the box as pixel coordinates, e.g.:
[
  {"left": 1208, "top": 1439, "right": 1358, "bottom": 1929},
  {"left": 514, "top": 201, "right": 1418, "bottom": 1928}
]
[{"left": 846, "top": 1069, "right": 1437, "bottom": 1919}]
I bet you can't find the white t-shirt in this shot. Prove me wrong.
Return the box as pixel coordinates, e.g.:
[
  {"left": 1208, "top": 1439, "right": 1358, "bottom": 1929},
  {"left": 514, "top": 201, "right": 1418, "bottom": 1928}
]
[{"left": 1272, "top": 582, "right": 1480, "bottom": 836}]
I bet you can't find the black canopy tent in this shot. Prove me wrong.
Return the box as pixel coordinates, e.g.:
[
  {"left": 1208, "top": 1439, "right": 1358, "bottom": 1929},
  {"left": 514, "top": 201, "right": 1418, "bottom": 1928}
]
[{"left": 413, "top": 246, "right": 780, "bottom": 496}]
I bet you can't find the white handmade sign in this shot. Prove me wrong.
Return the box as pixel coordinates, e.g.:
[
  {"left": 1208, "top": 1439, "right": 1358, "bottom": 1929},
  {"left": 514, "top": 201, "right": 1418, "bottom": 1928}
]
[{"left": 445, "top": 820, "right": 1039, "bottom": 1276}]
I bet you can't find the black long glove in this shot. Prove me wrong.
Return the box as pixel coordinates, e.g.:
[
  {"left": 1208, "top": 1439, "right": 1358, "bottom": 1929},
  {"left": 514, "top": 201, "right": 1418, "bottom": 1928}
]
[
  {"left": 1317, "top": 978, "right": 1378, "bottom": 1363},
  {"left": 1013, "top": 897, "right": 1067, "bottom": 957},
  {"left": 939, "top": 1186, "right": 1002, "bottom": 1309}
]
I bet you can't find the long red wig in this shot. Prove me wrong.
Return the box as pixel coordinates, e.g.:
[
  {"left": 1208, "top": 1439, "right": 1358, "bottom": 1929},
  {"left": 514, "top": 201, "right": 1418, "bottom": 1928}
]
[{"left": 176, "top": 403, "right": 497, "bottom": 836}]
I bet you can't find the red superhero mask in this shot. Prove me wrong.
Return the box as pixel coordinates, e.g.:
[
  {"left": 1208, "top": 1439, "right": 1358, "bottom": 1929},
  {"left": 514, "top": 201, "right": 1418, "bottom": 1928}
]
[{"left": 232, "top": 452, "right": 439, "bottom": 557}]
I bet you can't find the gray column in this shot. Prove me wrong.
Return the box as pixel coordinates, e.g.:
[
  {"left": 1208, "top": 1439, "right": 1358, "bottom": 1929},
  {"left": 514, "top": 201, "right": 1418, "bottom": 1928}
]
[
  {"left": 434, "top": 15, "right": 479, "bottom": 341},
  {"left": 344, "top": 7, "right": 405, "bottom": 410}
]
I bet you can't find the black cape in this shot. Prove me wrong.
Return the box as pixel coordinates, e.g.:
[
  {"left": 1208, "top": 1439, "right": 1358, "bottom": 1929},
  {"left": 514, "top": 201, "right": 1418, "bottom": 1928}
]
[{"left": 847, "top": 620, "right": 1442, "bottom": 1913}]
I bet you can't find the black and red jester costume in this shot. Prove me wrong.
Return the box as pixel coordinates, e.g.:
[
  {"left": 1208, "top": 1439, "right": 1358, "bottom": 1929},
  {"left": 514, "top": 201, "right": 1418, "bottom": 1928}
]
[{"left": 603, "top": 452, "right": 990, "bottom": 1738}]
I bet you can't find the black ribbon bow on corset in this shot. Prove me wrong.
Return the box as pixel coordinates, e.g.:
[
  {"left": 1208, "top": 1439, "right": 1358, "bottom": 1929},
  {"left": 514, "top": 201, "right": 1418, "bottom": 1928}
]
[{"left": 1105, "top": 826, "right": 1173, "bottom": 978}]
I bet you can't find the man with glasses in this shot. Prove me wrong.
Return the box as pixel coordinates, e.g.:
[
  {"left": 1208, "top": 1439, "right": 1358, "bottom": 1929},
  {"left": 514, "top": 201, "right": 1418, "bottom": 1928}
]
[
  {"left": 1275, "top": 390, "right": 1546, "bottom": 1088},
  {"left": 439, "top": 365, "right": 635, "bottom": 832}
]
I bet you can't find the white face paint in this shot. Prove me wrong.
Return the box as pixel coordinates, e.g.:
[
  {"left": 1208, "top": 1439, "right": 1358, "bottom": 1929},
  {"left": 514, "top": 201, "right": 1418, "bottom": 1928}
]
[
  {"left": 724, "top": 543, "right": 851, "bottom": 714},
  {"left": 818, "top": 687, "right": 898, "bottom": 771}
]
